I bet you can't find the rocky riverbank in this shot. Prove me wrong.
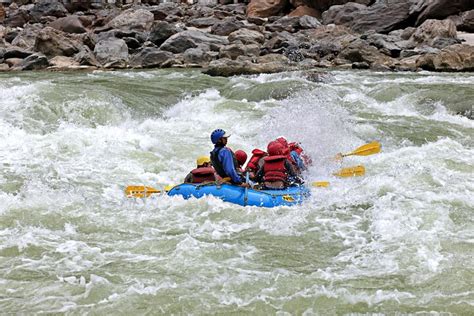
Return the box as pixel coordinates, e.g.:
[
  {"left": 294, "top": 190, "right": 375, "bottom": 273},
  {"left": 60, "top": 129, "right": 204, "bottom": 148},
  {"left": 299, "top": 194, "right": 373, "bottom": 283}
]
[{"left": 0, "top": 0, "right": 473, "bottom": 75}]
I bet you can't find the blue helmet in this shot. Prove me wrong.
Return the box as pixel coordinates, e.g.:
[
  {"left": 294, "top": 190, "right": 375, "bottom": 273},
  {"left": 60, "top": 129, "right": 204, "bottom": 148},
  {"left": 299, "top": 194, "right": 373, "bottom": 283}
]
[{"left": 210, "top": 129, "right": 230, "bottom": 144}]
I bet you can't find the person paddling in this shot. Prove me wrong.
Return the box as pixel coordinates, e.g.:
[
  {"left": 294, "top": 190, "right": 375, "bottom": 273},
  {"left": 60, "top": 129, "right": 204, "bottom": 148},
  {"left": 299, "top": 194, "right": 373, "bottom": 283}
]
[
  {"left": 184, "top": 156, "right": 216, "bottom": 184},
  {"left": 209, "top": 129, "right": 249, "bottom": 187},
  {"left": 256, "top": 140, "right": 302, "bottom": 189}
]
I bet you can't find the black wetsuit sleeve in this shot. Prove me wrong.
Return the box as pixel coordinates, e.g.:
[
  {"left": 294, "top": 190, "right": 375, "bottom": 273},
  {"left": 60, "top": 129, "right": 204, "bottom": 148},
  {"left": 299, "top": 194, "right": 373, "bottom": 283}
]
[{"left": 184, "top": 172, "right": 193, "bottom": 183}]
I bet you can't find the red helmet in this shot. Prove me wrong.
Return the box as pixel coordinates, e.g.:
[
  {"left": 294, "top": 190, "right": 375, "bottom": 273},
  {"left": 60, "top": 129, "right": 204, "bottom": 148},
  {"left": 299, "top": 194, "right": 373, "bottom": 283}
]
[
  {"left": 276, "top": 137, "right": 290, "bottom": 155},
  {"left": 276, "top": 137, "right": 288, "bottom": 148},
  {"left": 235, "top": 150, "right": 247, "bottom": 166},
  {"left": 289, "top": 142, "right": 303, "bottom": 154},
  {"left": 267, "top": 141, "right": 284, "bottom": 156}
]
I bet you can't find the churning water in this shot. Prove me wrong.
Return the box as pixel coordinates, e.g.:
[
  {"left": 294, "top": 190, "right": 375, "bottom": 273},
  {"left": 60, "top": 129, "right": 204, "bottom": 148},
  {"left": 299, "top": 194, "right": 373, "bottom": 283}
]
[{"left": 0, "top": 69, "right": 473, "bottom": 314}]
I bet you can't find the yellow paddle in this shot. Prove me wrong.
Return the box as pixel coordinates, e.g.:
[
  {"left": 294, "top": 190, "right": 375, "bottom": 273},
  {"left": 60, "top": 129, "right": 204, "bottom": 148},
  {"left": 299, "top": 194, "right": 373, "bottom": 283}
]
[
  {"left": 312, "top": 181, "right": 330, "bottom": 187},
  {"left": 335, "top": 141, "right": 381, "bottom": 160},
  {"left": 333, "top": 165, "right": 365, "bottom": 177},
  {"left": 311, "top": 165, "right": 365, "bottom": 187},
  {"left": 125, "top": 185, "right": 178, "bottom": 198}
]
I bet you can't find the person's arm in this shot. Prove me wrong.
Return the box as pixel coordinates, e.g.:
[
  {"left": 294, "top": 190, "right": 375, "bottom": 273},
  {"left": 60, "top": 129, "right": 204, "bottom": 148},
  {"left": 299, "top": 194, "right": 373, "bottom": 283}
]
[
  {"left": 291, "top": 151, "right": 305, "bottom": 170},
  {"left": 255, "top": 167, "right": 264, "bottom": 183},
  {"left": 285, "top": 160, "right": 303, "bottom": 184},
  {"left": 220, "top": 148, "right": 242, "bottom": 184},
  {"left": 184, "top": 172, "right": 193, "bottom": 183}
]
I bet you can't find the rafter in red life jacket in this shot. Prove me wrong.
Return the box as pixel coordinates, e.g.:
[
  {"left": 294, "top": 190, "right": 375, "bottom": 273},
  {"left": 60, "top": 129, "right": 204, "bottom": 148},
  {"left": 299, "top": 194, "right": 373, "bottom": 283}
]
[
  {"left": 246, "top": 148, "right": 267, "bottom": 171},
  {"left": 190, "top": 167, "right": 216, "bottom": 183},
  {"left": 263, "top": 155, "right": 287, "bottom": 182}
]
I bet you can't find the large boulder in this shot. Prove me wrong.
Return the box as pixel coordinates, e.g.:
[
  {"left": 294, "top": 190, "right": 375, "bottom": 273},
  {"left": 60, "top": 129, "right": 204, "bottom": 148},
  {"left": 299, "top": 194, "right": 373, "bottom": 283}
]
[
  {"left": 0, "top": 4, "right": 5, "bottom": 23},
  {"left": 410, "top": 19, "right": 458, "bottom": 48},
  {"left": 246, "top": 0, "right": 289, "bottom": 18},
  {"left": 94, "top": 38, "right": 128, "bottom": 68},
  {"left": 14, "top": 53, "right": 49, "bottom": 71},
  {"left": 322, "top": 3, "right": 367, "bottom": 26},
  {"left": 74, "top": 47, "right": 100, "bottom": 67},
  {"left": 11, "top": 24, "right": 43, "bottom": 50},
  {"left": 48, "top": 15, "right": 87, "bottom": 34},
  {"left": 3, "top": 8, "right": 30, "bottom": 27},
  {"left": 183, "top": 47, "right": 213, "bottom": 65},
  {"left": 457, "top": 10, "right": 474, "bottom": 32},
  {"left": 129, "top": 47, "right": 174, "bottom": 68},
  {"left": 288, "top": 5, "right": 321, "bottom": 18},
  {"left": 29, "top": 0, "right": 67, "bottom": 23},
  {"left": 247, "top": 0, "right": 371, "bottom": 18},
  {"left": 148, "top": 21, "right": 178, "bottom": 46},
  {"left": 210, "top": 17, "right": 245, "bottom": 36},
  {"left": 416, "top": 44, "right": 474, "bottom": 71},
  {"left": 412, "top": 0, "right": 473, "bottom": 25},
  {"left": 350, "top": 0, "right": 418, "bottom": 34},
  {"left": 204, "top": 54, "right": 295, "bottom": 76},
  {"left": 228, "top": 28, "right": 265, "bottom": 45},
  {"left": 105, "top": 9, "right": 154, "bottom": 32},
  {"left": 322, "top": 0, "right": 424, "bottom": 34},
  {"left": 160, "top": 30, "right": 228, "bottom": 54},
  {"left": 34, "top": 27, "right": 82, "bottom": 57},
  {"left": 219, "top": 43, "right": 261, "bottom": 60}
]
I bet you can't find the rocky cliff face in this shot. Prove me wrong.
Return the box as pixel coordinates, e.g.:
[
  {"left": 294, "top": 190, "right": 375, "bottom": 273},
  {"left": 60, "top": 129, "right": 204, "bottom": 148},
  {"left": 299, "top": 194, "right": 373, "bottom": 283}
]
[{"left": 0, "top": 0, "right": 472, "bottom": 74}]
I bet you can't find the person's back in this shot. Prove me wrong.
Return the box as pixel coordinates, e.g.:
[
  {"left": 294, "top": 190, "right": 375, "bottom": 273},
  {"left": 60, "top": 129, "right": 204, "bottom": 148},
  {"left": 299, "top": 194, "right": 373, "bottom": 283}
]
[
  {"left": 246, "top": 148, "right": 267, "bottom": 180},
  {"left": 256, "top": 141, "right": 301, "bottom": 189},
  {"left": 184, "top": 156, "right": 216, "bottom": 184}
]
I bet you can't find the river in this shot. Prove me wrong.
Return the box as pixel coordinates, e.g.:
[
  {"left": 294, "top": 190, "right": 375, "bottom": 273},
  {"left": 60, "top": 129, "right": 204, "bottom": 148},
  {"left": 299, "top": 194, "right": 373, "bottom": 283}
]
[{"left": 0, "top": 69, "right": 473, "bottom": 314}]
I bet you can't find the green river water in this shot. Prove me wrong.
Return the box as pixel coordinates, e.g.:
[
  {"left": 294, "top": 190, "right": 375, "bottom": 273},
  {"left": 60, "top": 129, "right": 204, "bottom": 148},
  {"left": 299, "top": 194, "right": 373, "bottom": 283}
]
[{"left": 0, "top": 69, "right": 473, "bottom": 314}]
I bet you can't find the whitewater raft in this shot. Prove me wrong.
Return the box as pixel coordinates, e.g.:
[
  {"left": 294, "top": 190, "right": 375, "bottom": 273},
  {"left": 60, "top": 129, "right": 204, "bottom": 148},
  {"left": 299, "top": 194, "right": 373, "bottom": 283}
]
[{"left": 167, "top": 183, "right": 311, "bottom": 207}]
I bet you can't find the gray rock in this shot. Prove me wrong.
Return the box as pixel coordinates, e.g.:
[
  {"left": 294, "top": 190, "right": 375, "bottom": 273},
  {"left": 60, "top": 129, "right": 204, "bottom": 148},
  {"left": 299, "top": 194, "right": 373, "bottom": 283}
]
[
  {"left": 228, "top": 28, "right": 265, "bottom": 45},
  {"left": 105, "top": 9, "right": 154, "bottom": 32},
  {"left": 48, "top": 15, "right": 87, "bottom": 34},
  {"left": 352, "top": 61, "right": 370, "bottom": 69},
  {"left": 211, "top": 17, "right": 245, "bottom": 36},
  {"left": 11, "top": 24, "right": 43, "bottom": 50},
  {"left": 94, "top": 38, "right": 128, "bottom": 68},
  {"left": 34, "top": 26, "right": 82, "bottom": 57},
  {"left": 266, "top": 17, "right": 300, "bottom": 33},
  {"left": 188, "top": 17, "right": 221, "bottom": 28},
  {"left": 160, "top": 30, "right": 228, "bottom": 54},
  {"left": 129, "top": 47, "right": 174, "bottom": 68},
  {"left": 29, "top": 0, "right": 67, "bottom": 23},
  {"left": 410, "top": 19, "right": 458, "bottom": 47},
  {"left": 15, "top": 53, "right": 49, "bottom": 70},
  {"left": 457, "top": 10, "right": 474, "bottom": 32},
  {"left": 299, "top": 15, "right": 322, "bottom": 29},
  {"left": 3, "top": 9, "right": 30, "bottom": 27},
  {"left": 204, "top": 54, "right": 294, "bottom": 77},
  {"left": 416, "top": 44, "right": 474, "bottom": 71},
  {"left": 412, "top": 0, "right": 472, "bottom": 25},
  {"left": 183, "top": 47, "right": 212, "bottom": 65},
  {"left": 74, "top": 47, "right": 100, "bottom": 67},
  {"left": 148, "top": 21, "right": 178, "bottom": 46},
  {"left": 3, "top": 47, "right": 32, "bottom": 59},
  {"left": 322, "top": 3, "right": 367, "bottom": 26},
  {"left": 219, "top": 43, "right": 260, "bottom": 60}
]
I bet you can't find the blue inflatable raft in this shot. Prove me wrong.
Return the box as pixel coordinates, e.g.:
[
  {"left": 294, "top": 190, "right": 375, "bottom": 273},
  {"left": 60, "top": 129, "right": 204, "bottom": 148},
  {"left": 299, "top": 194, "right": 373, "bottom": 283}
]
[{"left": 167, "top": 183, "right": 311, "bottom": 207}]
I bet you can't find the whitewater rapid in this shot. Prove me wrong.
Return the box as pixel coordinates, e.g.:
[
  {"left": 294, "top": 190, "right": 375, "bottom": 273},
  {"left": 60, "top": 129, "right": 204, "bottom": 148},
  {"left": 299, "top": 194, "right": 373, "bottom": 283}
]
[{"left": 0, "top": 69, "right": 473, "bottom": 314}]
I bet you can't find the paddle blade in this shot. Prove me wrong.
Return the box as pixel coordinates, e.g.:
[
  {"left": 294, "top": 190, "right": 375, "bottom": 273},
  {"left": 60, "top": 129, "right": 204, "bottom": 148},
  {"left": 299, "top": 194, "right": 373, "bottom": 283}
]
[
  {"left": 125, "top": 185, "right": 161, "bottom": 198},
  {"left": 312, "top": 181, "right": 330, "bottom": 187},
  {"left": 334, "top": 165, "right": 365, "bottom": 178},
  {"left": 343, "top": 142, "right": 381, "bottom": 157}
]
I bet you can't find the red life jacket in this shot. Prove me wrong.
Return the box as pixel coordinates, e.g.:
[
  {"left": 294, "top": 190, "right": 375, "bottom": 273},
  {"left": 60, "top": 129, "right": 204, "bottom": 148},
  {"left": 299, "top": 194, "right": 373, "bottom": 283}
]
[
  {"left": 190, "top": 167, "right": 216, "bottom": 183},
  {"left": 246, "top": 149, "right": 267, "bottom": 171},
  {"left": 263, "top": 155, "right": 287, "bottom": 182}
]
